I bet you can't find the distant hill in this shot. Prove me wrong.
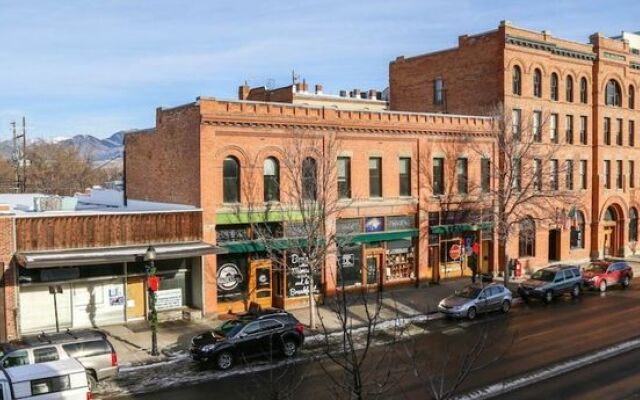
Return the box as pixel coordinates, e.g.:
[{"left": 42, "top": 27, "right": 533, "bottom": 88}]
[{"left": 0, "top": 130, "right": 131, "bottom": 162}]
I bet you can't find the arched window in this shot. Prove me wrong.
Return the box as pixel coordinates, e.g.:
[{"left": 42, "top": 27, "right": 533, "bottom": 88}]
[
  {"left": 533, "top": 69, "right": 542, "bottom": 98},
  {"left": 519, "top": 218, "right": 536, "bottom": 257},
  {"left": 512, "top": 66, "right": 522, "bottom": 96},
  {"left": 550, "top": 73, "right": 559, "bottom": 101},
  {"left": 570, "top": 210, "right": 586, "bottom": 249},
  {"left": 566, "top": 75, "right": 574, "bottom": 102},
  {"left": 580, "top": 77, "right": 588, "bottom": 104},
  {"left": 302, "top": 157, "right": 317, "bottom": 201},
  {"left": 604, "top": 206, "right": 616, "bottom": 222},
  {"left": 630, "top": 85, "right": 636, "bottom": 109},
  {"left": 630, "top": 207, "right": 638, "bottom": 242},
  {"left": 223, "top": 156, "right": 240, "bottom": 203},
  {"left": 605, "top": 79, "right": 622, "bottom": 106},
  {"left": 263, "top": 157, "right": 279, "bottom": 202}
]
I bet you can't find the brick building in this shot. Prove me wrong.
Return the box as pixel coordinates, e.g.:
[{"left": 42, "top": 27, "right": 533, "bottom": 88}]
[{"left": 390, "top": 21, "right": 640, "bottom": 270}]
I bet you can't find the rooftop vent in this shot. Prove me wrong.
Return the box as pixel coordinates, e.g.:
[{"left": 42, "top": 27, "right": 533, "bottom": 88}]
[{"left": 33, "top": 196, "right": 78, "bottom": 212}]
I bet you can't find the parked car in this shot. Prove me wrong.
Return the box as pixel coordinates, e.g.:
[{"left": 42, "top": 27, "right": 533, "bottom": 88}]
[
  {"left": 0, "top": 330, "right": 118, "bottom": 390},
  {"left": 191, "top": 310, "right": 305, "bottom": 370},
  {"left": 518, "top": 265, "right": 583, "bottom": 304},
  {"left": 438, "top": 283, "right": 513, "bottom": 320},
  {"left": 582, "top": 261, "right": 633, "bottom": 292},
  {"left": 0, "top": 357, "right": 92, "bottom": 399}
]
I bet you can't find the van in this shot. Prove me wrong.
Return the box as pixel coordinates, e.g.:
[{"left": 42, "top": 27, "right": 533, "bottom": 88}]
[{"left": 0, "top": 358, "right": 92, "bottom": 399}]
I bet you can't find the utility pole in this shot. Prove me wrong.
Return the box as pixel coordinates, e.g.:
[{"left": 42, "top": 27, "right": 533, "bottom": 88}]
[{"left": 10, "top": 118, "right": 28, "bottom": 193}]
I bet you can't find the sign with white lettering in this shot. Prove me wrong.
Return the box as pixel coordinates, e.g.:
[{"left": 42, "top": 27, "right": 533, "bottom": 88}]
[
  {"left": 155, "top": 289, "right": 183, "bottom": 311},
  {"left": 286, "top": 252, "right": 320, "bottom": 298}
]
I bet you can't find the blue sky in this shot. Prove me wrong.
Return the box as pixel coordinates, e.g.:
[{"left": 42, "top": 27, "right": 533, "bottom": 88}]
[{"left": 1, "top": 0, "right": 638, "bottom": 139}]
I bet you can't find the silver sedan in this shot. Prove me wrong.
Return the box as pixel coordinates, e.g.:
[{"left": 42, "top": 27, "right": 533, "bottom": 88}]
[{"left": 437, "top": 283, "right": 513, "bottom": 320}]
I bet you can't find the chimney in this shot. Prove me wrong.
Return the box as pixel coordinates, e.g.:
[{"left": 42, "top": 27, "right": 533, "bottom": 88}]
[
  {"left": 315, "top": 84, "right": 323, "bottom": 95},
  {"left": 368, "top": 89, "right": 377, "bottom": 99},
  {"left": 352, "top": 89, "right": 360, "bottom": 98},
  {"left": 301, "top": 79, "right": 309, "bottom": 92},
  {"left": 339, "top": 90, "right": 347, "bottom": 97},
  {"left": 295, "top": 82, "right": 302, "bottom": 93},
  {"left": 238, "top": 81, "right": 251, "bottom": 100}
]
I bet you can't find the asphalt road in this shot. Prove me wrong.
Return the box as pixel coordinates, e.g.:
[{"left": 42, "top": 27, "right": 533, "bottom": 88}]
[{"left": 109, "top": 280, "right": 640, "bottom": 400}]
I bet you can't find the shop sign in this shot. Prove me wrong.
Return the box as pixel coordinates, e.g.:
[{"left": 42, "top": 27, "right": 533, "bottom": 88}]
[
  {"left": 287, "top": 253, "right": 319, "bottom": 297},
  {"left": 336, "top": 218, "right": 361, "bottom": 235},
  {"left": 387, "top": 216, "right": 415, "bottom": 231},
  {"left": 155, "top": 289, "right": 182, "bottom": 311},
  {"left": 284, "top": 222, "right": 306, "bottom": 238},
  {"left": 217, "top": 263, "right": 244, "bottom": 292},
  {"left": 389, "top": 247, "right": 410, "bottom": 255},
  {"left": 216, "top": 226, "right": 249, "bottom": 243},
  {"left": 256, "top": 268, "right": 270, "bottom": 289},
  {"left": 108, "top": 287, "right": 125, "bottom": 306},
  {"left": 365, "top": 217, "right": 384, "bottom": 233},
  {"left": 449, "top": 243, "right": 461, "bottom": 261},
  {"left": 41, "top": 267, "right": 79, "bottom": 282}
]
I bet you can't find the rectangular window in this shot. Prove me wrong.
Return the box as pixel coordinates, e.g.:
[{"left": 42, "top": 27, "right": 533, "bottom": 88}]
[
  {"left": 481, "top": 158, "right": 491, "bottom": 193},
  {"left": 630, "top": 160, "right": 635, "bottom": 189},
  {"left": 433, "top": 158, "right": 444, "bottom": 195},
  {"left": 456, "top": 158, "right": 468, "bottom": 194},
  {"left": 31, "top": 376, "right": 71, "bottom": 396},
  {"left": 512, "top": 158, "right": 521, "bottom": 191},
  {"left": 580, "top": 160, "right": 588, "bottom": 189},
  {"left": 512, "top": 109, "right": 522, "bottom": 139},
  {"left": 533, "top": 111, "right": 542, "bottom": 142},
  {"left": 580, "top": 116, "right": 588, "bottom": 145},
  {"left": 565, "top": 115, "right": 574, "bottom": 144},
  {"left": 616, "top": 160, "right": 623, "bottom": 189},
  {"left": 33, "top": 347, "right": 59, "bottom": 364},
  {"left": 630, "top": 120, "right": 636, "bottom": 147},
  {"left": 604, "top": 117, "right": 611, "bottom": 145},
  {"left": 565, "top": 160, "right": 574, "bottom": 190},
  {"left": 434, "top": 79, "right": 444, "bottom": 105},
  {"left": 550, "top": 114, "right": 558, "bottom": 143},
  {"left": 369, "top": 157, "right": 382, "bottom": 198},
  {"left": 337, "top": 157, "right": 351, "bottom": 199},
  {"left": 399, "top": 157, "right": 411, "bottom": 196},
  {"left": 617, "top": 118, "right": 623, "bottom": 146},
  {"left": 604, "top": 160, "right": 611, "bottom": 189},
  {"left": 550, "top": 159, "right": 559, "bottom": 190},
  {"left": 533, "top": 159, "right": 542, "bottom": 191}
]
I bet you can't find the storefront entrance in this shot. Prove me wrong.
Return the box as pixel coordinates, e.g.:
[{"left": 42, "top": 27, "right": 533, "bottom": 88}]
[
  {"left": 126, "top": 276, "right": 145, "bottom": 320},
  {"left": 604, "top": 226, "right": 615, "bottom": 256},
  {"left": 548, "top": 229, "right": 561, "bottom": 262},
  {"left": 248, "top": 259, "right": 272, "bottom": 309},
  {"left": 365, "top": 253, "right": 382, "bottom": 286}
]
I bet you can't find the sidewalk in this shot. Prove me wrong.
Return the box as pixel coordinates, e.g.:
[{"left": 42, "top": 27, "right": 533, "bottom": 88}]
[{"left": 101, "top": 277, "right": 488, "bottom": 367}]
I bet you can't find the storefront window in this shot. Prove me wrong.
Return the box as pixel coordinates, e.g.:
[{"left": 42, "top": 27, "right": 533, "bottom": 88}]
[
  {"left": 337, "top": 245, "right": 362, "bottom": 287},
  {"left": 385, "top": 240, "right": 415, "bottom": 281},
  {"left": 216, "top": 255, "right": 248, "bottom": 303},
  {"left": 286, "top": 251, "right": 320, "bottom": 298},
  {"left": 570, "top": 211, "right": 586, "bottom": 249}
]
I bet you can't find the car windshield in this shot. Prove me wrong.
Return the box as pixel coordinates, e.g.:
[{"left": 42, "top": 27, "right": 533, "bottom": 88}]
[
  {"left": 214, "top": 320, "right": 245, "bottom": 337},
  {"left": 222, "top": 322, "right": 246, "bottom": 338},
  {"left": 531, "top": 269, "right": 556, "bottom": 281},
  {"left": 584, "top": 264, "right": 606, "bottom": 273},
  {"left": 455, "top": 286, "right": 481, "bottom": 299}
]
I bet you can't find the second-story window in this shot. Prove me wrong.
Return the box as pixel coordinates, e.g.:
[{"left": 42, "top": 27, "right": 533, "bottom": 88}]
[
  {"left": 223, "top": 156, "right": 241, "bottom": 203},
  {"left": 550, "top": 159, "right": 559, "bottom": 190},
  {"left": 399, "top": 157, "right": 411, "bottom": 196},
  {"left": 630, "top": 85, "right": 636, "bottom": 109},
  {"left": 456, "top": 158, "right": 468, "bottom": 194},
  {"left": 565, "top": 160, "right": 574, "bottom": 190},
  {"left": 512, "top": 158, "right": 521, "bottom": 191},
  {"left": 580, "top": 160, "right": 588, "bottom": 189},
  {"left": 604, "top": 160, "right": 611, "bottom": 189},
  {"left": 533, "top": 111, "right": 542, "bottom": 142},
  {"left": 337, "top": 157, "right": 351, "bottom": 199},
  {"left": 606, "top": 79, "right": 622, "bottom": 106},
  {"left": 550, "top": 73, "right": 559, "bottom": 101},
  {"left": 302, "top": 157, "right": 318, "bottom": 201},
  {"left": 580, "top": 77, "right": 588, "bottom": 104},
  {"left": 481, "top": 158, "right": 491, "bottom": 193},
  {"left": 550, "top": 113, "right": 558, "bottom": 143},
  {"left": 533, "top": 69, "right": 542, "bottom": 98},
  {"left": 616, "top": 160, "right": 623, "bottom": 189},
  {"left": 533, "top": 159, "right": 542, "bottom": 191},
  {"left": 616, "top": 118, "right": 623, "bottom": 146},
  {"left": 263, "top": 157, "right": 280, "bottom": 202},
  {"left": 512, "top": 66, "right": 522, "bottom": 96},
  {"left": 369, "top": 157, "right": 382, "bottom": 198},
  {"left": 630, "top": 120, "right": 636, "bottom": 147},
  {"left": 433, "top": 158, "right": 444, "bottom": 195},
  {"left": 565, "top": 115, "right": 574, "bottom": 144},
  {"left": 434, "top": 79, "right": 444, "bottom": 105},
  {"left": 604, "top": 117, "right": 611, "bottom": 145},
  {"left": 566, "top": 75, "right": 574, "bottom": 102},
  {"left": 512, "top": 109, "right": 522, "bottom": 139},
  {"left": 630, "top": 160, "right": 635, "bottom": 189},
  {"left": 580, "top": 116, "right": 588, "bottom": 145}
]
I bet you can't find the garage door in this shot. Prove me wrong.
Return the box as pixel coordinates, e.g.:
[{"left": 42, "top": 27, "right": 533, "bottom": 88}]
[
  {"left": 19, "top": 285, "right": 72, "bottom": 334},
  {"left": 71, "top": 280, "right": 125, "bottom": 328}
]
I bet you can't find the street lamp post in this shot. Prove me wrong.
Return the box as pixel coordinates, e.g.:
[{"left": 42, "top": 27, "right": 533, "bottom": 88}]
[{"left": 144, "top": 245, "right": 159, "bottom": 356}]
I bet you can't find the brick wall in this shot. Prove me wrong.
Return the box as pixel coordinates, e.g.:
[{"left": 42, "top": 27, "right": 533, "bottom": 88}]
[{"left": 0, "top": 216, "right": 16, "bottom": 341}]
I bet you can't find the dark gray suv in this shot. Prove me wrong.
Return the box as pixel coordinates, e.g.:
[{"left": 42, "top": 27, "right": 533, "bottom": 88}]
[{"left": 518, "top": 265, "right": 583, "bottom": 304}]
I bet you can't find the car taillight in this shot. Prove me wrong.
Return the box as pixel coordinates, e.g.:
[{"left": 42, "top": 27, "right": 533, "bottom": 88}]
[
  {"left": 111, "top": 351, "right": 118, "bottom": 367},
  {"left": 295, "top": 323, "right": 304, "bottom": 334},
  {"left": 87, "top": 391, "right": 94, "bottom": 400}
]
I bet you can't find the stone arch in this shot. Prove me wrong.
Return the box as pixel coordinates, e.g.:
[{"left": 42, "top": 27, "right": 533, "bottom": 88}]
[
  {"left": 215, "top": 144, "right": 250, "bottom": 166},
  {"left": 599, "top": 73, "right": 627, "bottom": 94},
  {"left": 601, "top": 201, "right": 626, "bottom": 257},
  {"left": 525, "top": 62, "right": 547, "bottom": 76}
]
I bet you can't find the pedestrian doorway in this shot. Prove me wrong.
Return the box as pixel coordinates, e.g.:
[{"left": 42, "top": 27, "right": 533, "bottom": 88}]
[
  {"left": 481, "top": 240, "right": 493, "bottom": 274},
  {"left": 249, "top": 259, "right": 272, "bottom": 309},
  {"left": 548, "top": 229, "right": 561, "bottom": 262},
  {"left": 126, "top": 276, "right": 145, "bottom": 320}
]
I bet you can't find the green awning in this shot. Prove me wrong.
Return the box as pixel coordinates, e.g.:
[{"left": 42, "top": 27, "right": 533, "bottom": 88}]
[
  {"left": 221, "top": 238, "right": 317, "bottom": 254},
  {"left": 345, "top": 229, "right": 419, "bottom": 244},
  {"left": 429, "top": 222, "right": 493, "bottom": 235}
]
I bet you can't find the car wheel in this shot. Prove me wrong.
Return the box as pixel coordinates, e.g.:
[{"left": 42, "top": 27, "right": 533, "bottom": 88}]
[
  {"left": 467, "top": 307, "right": 477, "bottom": 320},
  {"left": 216, "top": 351, "right": 234, "bottom": 370},
  {"left": 282, "top": 339, "right": 298, "bottom": 358},
  {"left": 622, "top": 275, "right": 631, "bottom": 288},
  {"left": 571, "top": 284, "right": 581, "bottom": 298},
  {"left": 501, "top": 300, "right": 511, "bottom": 313},
  {"left": 544, "top": 290, "right": 554, "bottom": 304},
  {"left": 86, "top": 372, "right": 97, "bottom": 392},
  {"left": 599, "top": 280, "right": 607, "bottom": 293}
]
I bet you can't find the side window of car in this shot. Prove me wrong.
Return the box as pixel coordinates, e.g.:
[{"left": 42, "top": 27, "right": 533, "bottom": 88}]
[
  {"left": 33, "top": 347, "right": 59, "bottom": 364},
  {"left": 554, "top": 273, "right": 564, "bottom": 282},
  {"left": 562, "top": 270, "right": 573, "bottom": 281},
  {"left": 260, "top": 319, "right": 283, "bottom": 332},
  {"left": 571, "top": 269, "right": 580, "bottom": 278},
  {"left": 2, "top": 350, "right": 29, "bottom": 368},
  {"left": 243, "top": 322, "right": 262, "bottom": 335}
]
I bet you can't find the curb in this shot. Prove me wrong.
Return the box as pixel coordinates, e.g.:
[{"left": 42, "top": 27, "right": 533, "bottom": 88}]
[{"left": 454, "top": 336, "right": 640, "bottom": 399}]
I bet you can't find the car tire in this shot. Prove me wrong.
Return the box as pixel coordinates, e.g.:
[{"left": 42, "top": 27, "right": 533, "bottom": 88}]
[
  {"left": 599, "top": 280, "right": 607, "bottom": 293},
  {"left": 501, "top": 300, "right": 511, "bottom": 313},
  {"left": 215, "top": 351, "right": 234, "bottom": 371},
  {"left": 86, "top": 372, "right": 97, "bottom": 392},
  {"left": 282, "top": 339, "right": 298, "bottom": 358},
  {"left": 571, "top": 284, "right": 581, "bottom": 298},
  {"left": 622, "top": 275, "right": 631, "bottom": 289},
  {"left": 467, "top": 307, "right": 477, "bottom": 320},
  {"left": 544, "top": 290, "right": 554, "bottom": 304}
]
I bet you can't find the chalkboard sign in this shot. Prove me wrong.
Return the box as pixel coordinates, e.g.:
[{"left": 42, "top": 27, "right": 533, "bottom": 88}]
[{"left": 286, "top": 252, "right": 320, "bottom": 298}]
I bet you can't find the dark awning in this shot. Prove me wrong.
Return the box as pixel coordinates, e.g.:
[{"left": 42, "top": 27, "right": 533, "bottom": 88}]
[{"left": 16, "top": 242, "right": 225, "bottom": 269}]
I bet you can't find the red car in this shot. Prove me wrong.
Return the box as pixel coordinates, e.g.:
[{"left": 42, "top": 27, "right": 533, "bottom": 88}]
[{"left": 582, "top": 261, "right": 633, "bottom": 292}]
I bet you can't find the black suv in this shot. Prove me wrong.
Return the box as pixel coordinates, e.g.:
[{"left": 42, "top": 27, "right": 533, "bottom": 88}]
[
  {"left": 518, "top": 265, "right": 583, "bottom": 304},
  {"left": 191, "top": 310, "right": 305, "bottom": 370}
]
